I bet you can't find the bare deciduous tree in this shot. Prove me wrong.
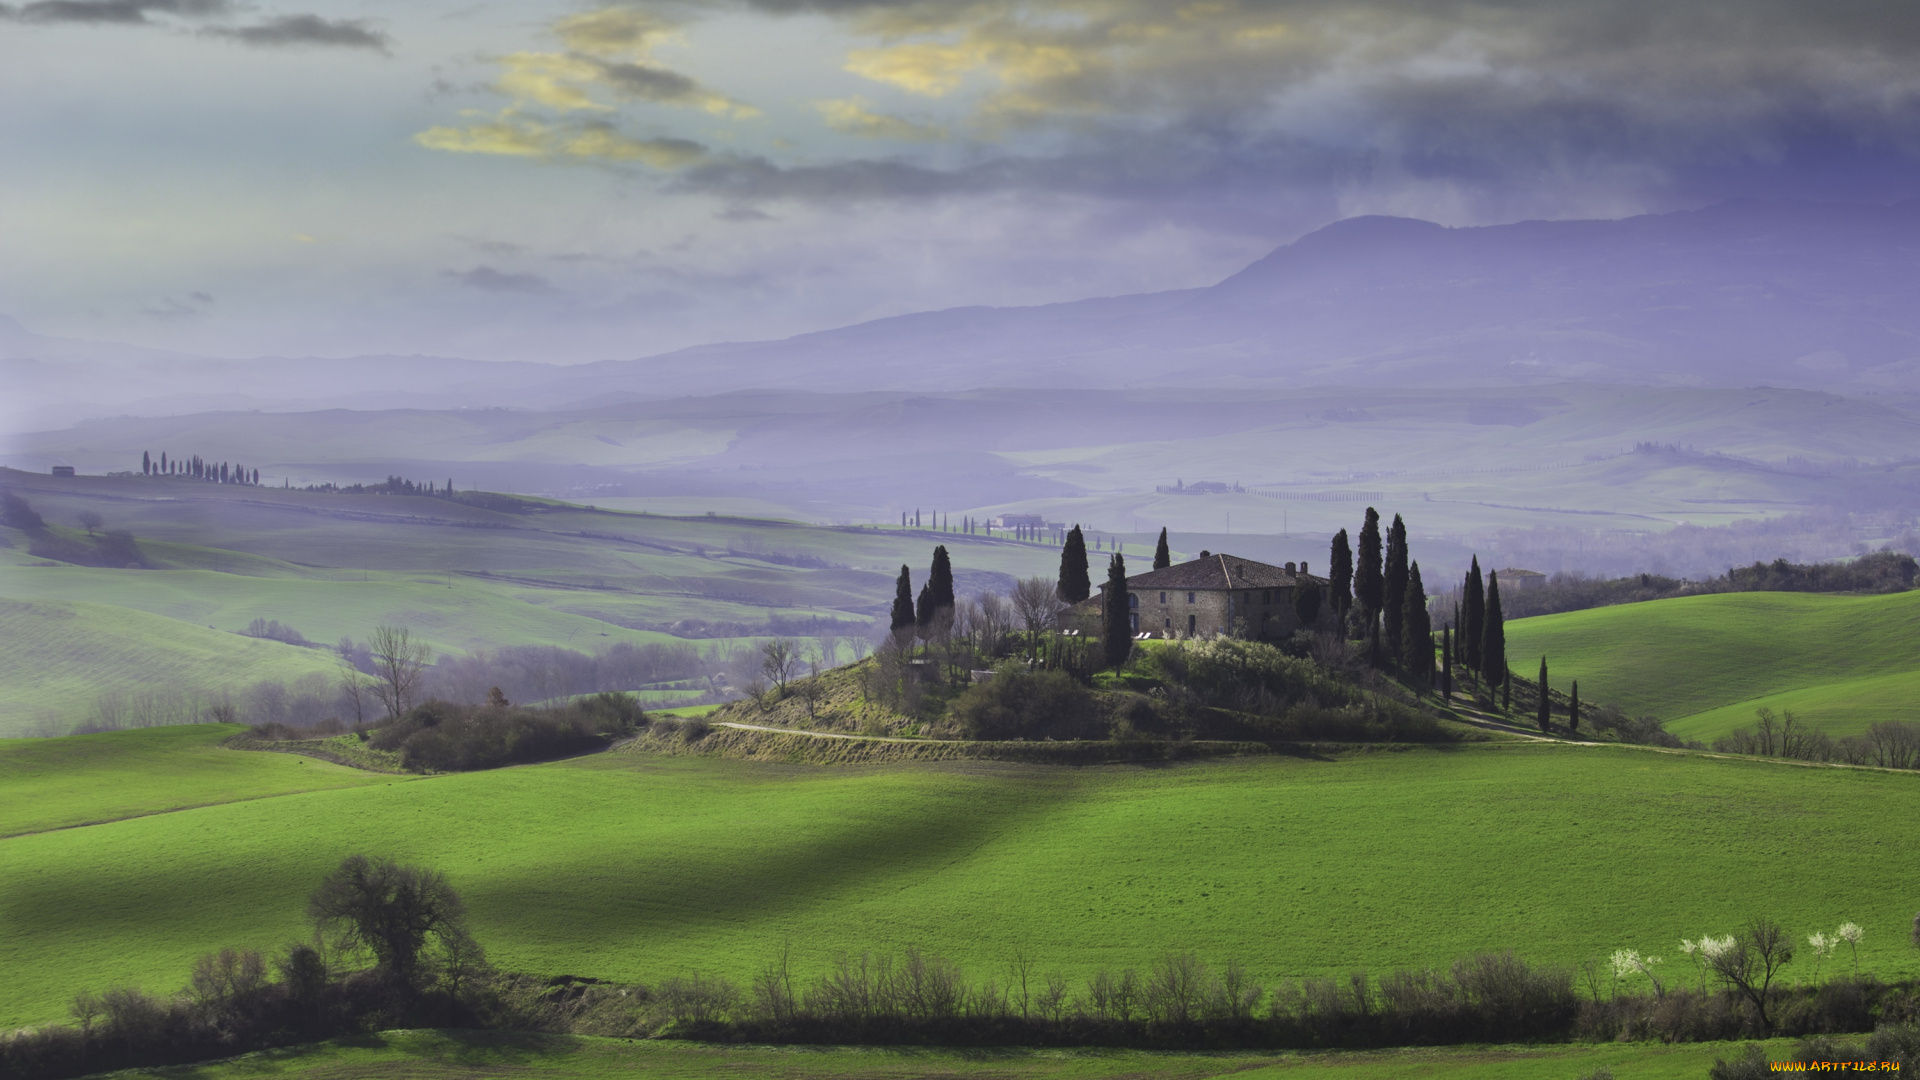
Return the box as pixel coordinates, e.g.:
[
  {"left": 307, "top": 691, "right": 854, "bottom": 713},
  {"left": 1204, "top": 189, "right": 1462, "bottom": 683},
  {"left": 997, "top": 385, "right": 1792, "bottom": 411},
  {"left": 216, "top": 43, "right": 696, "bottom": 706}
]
[
  {"left": 1011, "top": 576, "right": 1066, "bottom": 658},
  {"left": 369, "top": 624, "right": 431, "bottom": 718},
  {"left": 1710, "top": 916, "right": 1796, "bottom": 1035},
  {"left": 761, "top": 637, "right": 802, "bottom": 697},
  {"left": 77, "top": 510, "right": 103, "bottom": 537}
]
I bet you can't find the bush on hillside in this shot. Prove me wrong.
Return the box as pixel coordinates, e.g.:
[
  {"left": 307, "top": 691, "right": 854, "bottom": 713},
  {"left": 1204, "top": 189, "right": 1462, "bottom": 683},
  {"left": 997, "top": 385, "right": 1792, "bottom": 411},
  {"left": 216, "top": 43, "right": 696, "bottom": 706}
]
[
  {"left": 947, "top": 668, "right": 1101, "bottom": 740},
  {"left": 1151, "top": 638, "right": 1363, "bottom": 717},
  {"left": 367, "top": 692, "right": 646, "bottom": 772}
]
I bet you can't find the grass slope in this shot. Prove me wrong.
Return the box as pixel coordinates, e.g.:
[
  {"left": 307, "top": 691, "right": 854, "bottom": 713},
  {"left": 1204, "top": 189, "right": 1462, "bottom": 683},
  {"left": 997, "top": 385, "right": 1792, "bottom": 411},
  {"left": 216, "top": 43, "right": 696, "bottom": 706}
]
[
  {"left": 0, "top": 724, "right": 384, "bottom": 837},
  {"left": 114, "top": 1029, "right": 1798, "bottom": 1080},
  {"left": 0, "top": 598, "right": 348, "bottom": 736},
  {"left": 5, "top": 730, "right": 1919, "bottom": 1031},
  {"left": 1504, "top": 589, "right": 1920, "bottom": 740}
]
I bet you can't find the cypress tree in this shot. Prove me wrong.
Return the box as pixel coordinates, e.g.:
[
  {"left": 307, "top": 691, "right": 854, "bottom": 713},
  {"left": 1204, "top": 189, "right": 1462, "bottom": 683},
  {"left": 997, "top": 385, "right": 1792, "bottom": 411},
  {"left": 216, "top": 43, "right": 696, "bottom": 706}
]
[
  {"left": 928, "top": 545, "right": 955, "bottom": 616},
  {"left": 1569, "top": 681, "right": 1581, "bottom": 734},
  {"left": 160, "top": 452, "right": 167, "bottom": 473},
  {"left": 1462, "top": 557, "right": 1485, "bottom": 674},
  {"left": 1058, "top": 525, "right": 1091, "bottom": 603},
  {"left": 1293, "top": 578, "right": 1323, "bottom": 630},
  {"left": 142, "top": 451, "right": 150, "bottom": 475},
  {"left": 1355, "top": 508, "right": 1383, "bottom": 632},
  {"left": 1383, "top": 513, "right": 1408, "bottom": 660},
  {"left": 889, "top": 565, "right": 915, "bottom": 634},
  {"left": 1401, "top": 560, "right": 1432, "bottom": 690},
  {"left": 1102, "top": 552, "right": 1132, "bottom": 669},
  {"left": 915, "top": 581, "right": 935, "bottom": 632},
  {"left": 1502, "top": 673, "right": 1511, "bottom": 713},
  {"left": 1153, "top": 527, "right": 1171, "bottom": 570},
  {"left": 1481, "top": 571, "right": 1506, "bottom": 690},
  {"left": 1442, "top": 624, "right": 1454, "bottom": 699},
  {"left": 1328, "top": 528, "right": 1353, "bottom": 622},
  {"left": 1537, "top": 655, "right": 1551, "bottom": 731}
]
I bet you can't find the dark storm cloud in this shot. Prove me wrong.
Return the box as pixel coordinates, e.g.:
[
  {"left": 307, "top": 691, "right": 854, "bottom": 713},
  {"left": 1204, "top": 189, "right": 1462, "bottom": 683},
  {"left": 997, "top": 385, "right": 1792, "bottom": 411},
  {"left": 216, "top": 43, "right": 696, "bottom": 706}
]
[
  {"left": 656, "top": 0, "right": 1920, "bottom": 213},
  {"left": 0, "top": 0, "right": 225, "bottom": 23},
  {"left": 445, "top": 267, "right": 556, "bottom": 294},
  {"left": 203, "top": 14, "right": 389, "bottom": 51}
]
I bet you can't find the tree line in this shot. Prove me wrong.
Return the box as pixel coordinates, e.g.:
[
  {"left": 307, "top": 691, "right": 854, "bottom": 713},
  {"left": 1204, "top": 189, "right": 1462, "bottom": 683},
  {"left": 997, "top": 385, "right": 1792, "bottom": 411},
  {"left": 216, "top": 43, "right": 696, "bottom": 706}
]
[{"left": 140, "top": 451, "right": 260, "bottom": 486}]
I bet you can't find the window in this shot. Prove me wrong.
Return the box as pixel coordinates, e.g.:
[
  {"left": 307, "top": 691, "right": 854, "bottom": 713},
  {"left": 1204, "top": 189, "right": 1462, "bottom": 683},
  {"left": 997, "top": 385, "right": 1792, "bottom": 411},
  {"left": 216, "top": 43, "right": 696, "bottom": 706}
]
[
  {"left": 1130, "top": 613, "right": 1139, "bottom": 632},
  {"left": 1187, "top": 614, "right": 1196, "bottom": 635},
  {"left": 1262, "top": 590, "right": 1271, "bottom": 604},
  {"left": 1186, "top": 591, "right": 1195, "bottom": 604},
  {"left": 1159, "top": 591, "right": 1166, "bottom": 603},
  {"left": 1128, "top": 594, "right": 1138, "bottom": 609}
]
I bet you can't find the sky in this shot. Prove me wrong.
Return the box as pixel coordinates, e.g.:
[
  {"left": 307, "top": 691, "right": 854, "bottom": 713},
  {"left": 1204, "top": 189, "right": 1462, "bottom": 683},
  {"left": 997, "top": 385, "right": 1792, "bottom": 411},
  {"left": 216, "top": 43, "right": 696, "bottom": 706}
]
[{"left": 4, "top": 0, "right": 1920, "bottom": 364}]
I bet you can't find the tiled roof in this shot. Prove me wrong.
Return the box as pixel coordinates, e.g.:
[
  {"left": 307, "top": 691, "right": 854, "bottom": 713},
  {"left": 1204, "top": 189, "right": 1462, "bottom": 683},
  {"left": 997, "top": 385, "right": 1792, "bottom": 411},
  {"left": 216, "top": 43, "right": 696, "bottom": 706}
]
[{"left": 1124, "top": 553, "right": 1315, "bottom": 591}]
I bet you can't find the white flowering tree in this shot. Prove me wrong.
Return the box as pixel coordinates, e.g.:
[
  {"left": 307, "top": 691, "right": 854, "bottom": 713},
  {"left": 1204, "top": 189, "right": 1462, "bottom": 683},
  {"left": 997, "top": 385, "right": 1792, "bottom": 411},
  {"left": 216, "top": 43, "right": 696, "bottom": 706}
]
[
  {"left": 1609, "top": 948, "right": 1665, "bottom": 999},
  {"left": 1838, "top": 922, "right": 1864, "bottom": 979},
  {"left": 1807, "top": 931, "right": 1835, "bottom": 984}
]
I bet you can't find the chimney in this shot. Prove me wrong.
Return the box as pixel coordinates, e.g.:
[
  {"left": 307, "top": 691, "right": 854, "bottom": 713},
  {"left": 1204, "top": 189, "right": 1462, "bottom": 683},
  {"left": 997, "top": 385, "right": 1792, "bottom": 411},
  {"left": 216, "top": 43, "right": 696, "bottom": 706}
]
[
  {"left": 1286, "top": 562, "right": 1296, "bottom": 573},
  {"left": 1301, "top": 561, "right": 1309, "bottom": 576}
]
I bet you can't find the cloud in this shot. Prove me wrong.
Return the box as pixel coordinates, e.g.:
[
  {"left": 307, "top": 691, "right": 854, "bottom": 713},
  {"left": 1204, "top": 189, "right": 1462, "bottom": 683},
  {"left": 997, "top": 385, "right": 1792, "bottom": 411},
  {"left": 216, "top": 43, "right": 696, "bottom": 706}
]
[
  {"left": 816, "top": 97, "right": 945, "bottom": 140},
  {"left": 203, "top": 14, "right": 389, "bottom": 51},
  {"left": 415, "top": 114, "right": 710, "bottom": 167},
  {"left": 0, "top": 0, "right": 224, "bottom": 23},
  {"left": 444, "top": 266, "right": 555, "bottom": 293}
]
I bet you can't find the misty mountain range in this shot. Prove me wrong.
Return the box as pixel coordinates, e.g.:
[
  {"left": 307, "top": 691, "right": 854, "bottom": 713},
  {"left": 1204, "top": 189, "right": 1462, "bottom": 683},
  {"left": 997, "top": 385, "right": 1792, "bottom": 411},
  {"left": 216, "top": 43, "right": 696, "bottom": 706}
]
[{"left": 7, "top": 199, "right": 1920, "bottom": 434}]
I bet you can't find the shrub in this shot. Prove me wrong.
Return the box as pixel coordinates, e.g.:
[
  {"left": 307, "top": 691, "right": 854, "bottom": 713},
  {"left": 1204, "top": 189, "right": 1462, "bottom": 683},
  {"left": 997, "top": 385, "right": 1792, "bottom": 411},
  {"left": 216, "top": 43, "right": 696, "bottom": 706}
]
[
  {"left": 947, "top": 668, "right": 1101, "bottom": 740},
  {"left": 367, "top": 695, "right": 645, "bottom": 772}
]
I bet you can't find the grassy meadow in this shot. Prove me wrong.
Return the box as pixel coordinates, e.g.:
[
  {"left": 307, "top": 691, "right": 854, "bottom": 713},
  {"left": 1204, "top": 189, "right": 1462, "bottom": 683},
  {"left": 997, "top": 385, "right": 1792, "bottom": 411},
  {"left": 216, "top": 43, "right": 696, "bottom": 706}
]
[
  {"left": 1504, "top": 589, "right": 1920, "bottom": 740},
  {"left": 0, "top": 468, "right": 1070, "bottom": 734},
  {"left": 111, "top": 1028, "right": 1799, "bottom": 1080},
  {"left": 5, "top": 727, "right": 1919, "bottom": 1034}
]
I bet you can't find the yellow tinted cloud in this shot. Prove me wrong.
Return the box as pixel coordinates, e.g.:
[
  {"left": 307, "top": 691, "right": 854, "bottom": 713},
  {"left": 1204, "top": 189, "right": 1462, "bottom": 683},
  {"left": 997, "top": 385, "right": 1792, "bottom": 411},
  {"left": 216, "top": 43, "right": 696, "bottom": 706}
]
[
  {"left": 554, "top": 6, "right": 674, "bottom": 58},
  {"left": 816, "top": 97, "right": 946, "bottom": 140},
  {"left": 497, "top": 52, "right": 615, "bottom": 113},
  {"left": 412, "top": 113, "right": 707, "bottom": 168},
  {"left": 844, "top": 41, "right": 988, "bottom": 97}
]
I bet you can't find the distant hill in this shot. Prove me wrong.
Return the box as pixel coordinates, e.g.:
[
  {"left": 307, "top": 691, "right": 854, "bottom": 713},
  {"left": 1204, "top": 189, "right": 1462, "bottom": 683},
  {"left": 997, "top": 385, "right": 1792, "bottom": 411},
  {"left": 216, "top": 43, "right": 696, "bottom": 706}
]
[
  {"left": 552, "top": 199, "right": 1920, "bottom": 398},
  {"left": 1504, "top": 589, "right": 1920, "bottom": 740},
  {"left": 8, "top": 200, "right": 1920, "bottom": 432}
]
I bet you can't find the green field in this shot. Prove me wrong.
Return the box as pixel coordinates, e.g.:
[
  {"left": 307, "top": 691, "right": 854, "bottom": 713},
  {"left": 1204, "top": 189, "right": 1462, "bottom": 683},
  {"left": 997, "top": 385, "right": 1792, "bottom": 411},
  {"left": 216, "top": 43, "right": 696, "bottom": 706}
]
[
  {"left": 112, "top": 1028, "right": 1799, "bottom": 1080},
  {"left": 1504, "top": 590, "right": 1920, "bottom": 740},
  {"left": 0, "top": 597, "right": 349, "bottom": 736},
  {"left": 0, "top": 724, "right": 384, "bottom": 837},
  {"left": 0, "top": 468, "right": 1070, "bottom": 734},
  {"left": 6, "top": 727, "right": 1919, "bottom": 1034}
]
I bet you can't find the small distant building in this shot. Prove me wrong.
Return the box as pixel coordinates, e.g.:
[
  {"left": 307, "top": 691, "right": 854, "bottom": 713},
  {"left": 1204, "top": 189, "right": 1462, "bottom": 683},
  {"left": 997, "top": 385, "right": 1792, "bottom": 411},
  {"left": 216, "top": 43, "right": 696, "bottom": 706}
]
[
  {"left": 1067, "top": 551, "right": 1330, "bottom": 641},
  {"left": 996, "top": 513, "right": 1046, "bottom": 528},
  {"left": 50, "top": 466, "right": 75, "bottom": 477},
  {"left": 1498, "top": 568, "right": 1547, "bottom": 592}
]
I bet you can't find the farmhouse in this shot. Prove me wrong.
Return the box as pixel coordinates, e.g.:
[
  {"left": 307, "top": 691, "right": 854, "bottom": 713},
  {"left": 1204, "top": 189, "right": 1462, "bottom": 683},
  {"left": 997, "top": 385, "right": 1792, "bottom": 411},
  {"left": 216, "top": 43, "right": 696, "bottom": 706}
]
[
  {"left": 1499, "top": 567, "right": 1547, "bottom": 591},
  {"left": 1077, "top": 551, "right": 1331, "bottom": 640}
]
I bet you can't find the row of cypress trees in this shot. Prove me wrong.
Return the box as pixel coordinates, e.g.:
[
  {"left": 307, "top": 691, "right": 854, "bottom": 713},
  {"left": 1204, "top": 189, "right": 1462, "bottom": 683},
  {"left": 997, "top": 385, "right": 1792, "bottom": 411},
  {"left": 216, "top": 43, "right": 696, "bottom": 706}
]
[
  {"left": 1321, "top": 508, "right": 1439, "bottom": 689},
  {"left": 140, "top": 451, "right": 258, "bottom": 486}
]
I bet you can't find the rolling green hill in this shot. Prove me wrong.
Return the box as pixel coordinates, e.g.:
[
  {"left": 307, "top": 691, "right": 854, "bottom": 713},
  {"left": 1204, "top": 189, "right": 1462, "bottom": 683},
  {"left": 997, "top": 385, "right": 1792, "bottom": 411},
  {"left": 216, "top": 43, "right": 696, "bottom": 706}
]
[
  {"left": 0, "top": 723, "right": 384, "bottom": 837},
  {"left": 3, "top": 727, "right": 1916, "bottom": 1032},
  {"left": 1504, "top": 589, "right": 1920, "bottom": 740},
  {"left": 0, "top": 597, "right": 349, "bottom": 736}
]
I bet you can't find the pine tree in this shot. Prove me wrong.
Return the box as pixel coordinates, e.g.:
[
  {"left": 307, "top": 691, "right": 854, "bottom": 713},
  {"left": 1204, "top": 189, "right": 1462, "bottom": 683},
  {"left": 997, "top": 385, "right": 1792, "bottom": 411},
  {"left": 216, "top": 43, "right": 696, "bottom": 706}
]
[
  {"left": 889, "top": 565, "right": 915, "bottom": 634},
  {"left": 1481, "top": 570, "right": 1506, "bottom": 690},
  {"left": 1569, "top": 680, "right": 1581, "bottom": 734},
  {"left": 928, "top": 545, "right": 955, "bottom": 614},
  {"left": 1355, "top": 508, "right": 1383, "bottom": 632},
  {"left": 1328, "top": 529, "right": 1353, "bottom": 622},
  {"left": 1401, "top": 560, "right": 1432, "bottom": 690},
  {"left": 1058, "top": 525, "right": 1091, "bottom": 603},
  {"left": 1383, "top": 513, "right": 1409, "bottom": 661},
  {"left": 1442, "top": 624, "right": 1454, "bottom": 699},
  {"left": 1537, "top": 655, "right": 1551, "bottom": 731},
  {"left": 1153, "top": 527, "right": 1171, "bottom": 570},
  {"left": 1102, "top": 553, "right": 1132, "bottom": 669},
  {"left": 1462, "top": 557, "right": 1485, "bottom": 675}
]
